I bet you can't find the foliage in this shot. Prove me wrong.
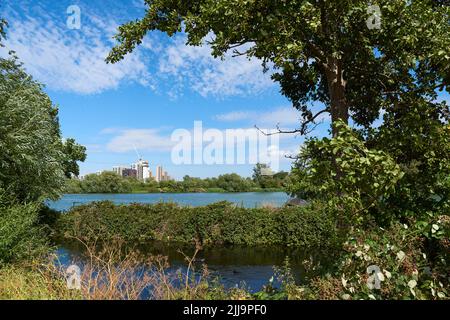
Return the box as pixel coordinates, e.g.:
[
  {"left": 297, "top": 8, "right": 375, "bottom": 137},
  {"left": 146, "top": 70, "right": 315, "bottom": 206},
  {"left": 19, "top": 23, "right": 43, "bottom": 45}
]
[
  {"left": 65, "top": 171, "right": 288, "bottom": 194},
  {"left": 366, "top": 98, "right": 450, "bottom": 220},
  {"left": 248, "top": 215, "right": 449, "bottom": 300},
  {"left": 61, "top": 138, "right": 87, "bottom": 178},
  {"left": 0, "top": 264, "right": 82, "bottom": 300},
  {"left": 0, "top": 53, "right": 86, "bottom": 202},
  {"left": 107, "top": 0, "right": 450, "bottom": 136},
  {"left": 253, "top": 163, "right": 290, "bottom": 189},
  {"left": 0, "top": 21, "right": 85, "bottom": 265},
  {"left": 66, "top": 172, "right": 133, "bottom": 194},
  {"left": 299, "top": 218, "right": 449, "bottom": 300},
  {"left": 54, "top": 201, "right": 343, "bottom": 249},
  {"left": 289, "top": 121, "right": 404, "bottom": 223},
  {"left": 0, "top": 192, "right": 50, "bottom": 265}
]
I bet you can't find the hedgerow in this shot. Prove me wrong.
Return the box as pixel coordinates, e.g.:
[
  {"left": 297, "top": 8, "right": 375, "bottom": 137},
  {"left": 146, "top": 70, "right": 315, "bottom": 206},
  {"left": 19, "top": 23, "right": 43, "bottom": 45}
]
[{"left": 54, "top": 201, "right": 344, "bottom": 249}]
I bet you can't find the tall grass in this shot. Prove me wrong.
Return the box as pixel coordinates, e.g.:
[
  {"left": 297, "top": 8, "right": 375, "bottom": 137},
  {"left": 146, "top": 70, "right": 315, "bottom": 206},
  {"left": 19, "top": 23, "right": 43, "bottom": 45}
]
[{"left": 0, "top": 238, "right": 243, "bottom": 300}]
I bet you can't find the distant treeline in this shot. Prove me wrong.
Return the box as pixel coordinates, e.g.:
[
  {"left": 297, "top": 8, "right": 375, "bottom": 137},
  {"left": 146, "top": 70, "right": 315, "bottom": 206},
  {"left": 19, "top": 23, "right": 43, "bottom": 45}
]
[{"left": 65, "top": 167, "right": 290, "bottom": 194}]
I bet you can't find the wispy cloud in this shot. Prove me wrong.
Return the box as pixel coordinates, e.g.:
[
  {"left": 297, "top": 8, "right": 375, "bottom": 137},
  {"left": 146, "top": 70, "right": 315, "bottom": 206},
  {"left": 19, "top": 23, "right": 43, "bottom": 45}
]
[
  {"left": 106, "top": 129, "right": 175, "bottom": 153},
  {"left": 1, "top": 2, "right": 275, "bottom": 98},
  {"left": 158, "top": 36, "right": 275, "bottom": 98},
  {"left": 215, "top": 106, "right": 331, "bottom": 128},
  {"left": 215, "top": 111, "right": 254, "bottom": 122},
  {"left": 1, "top": 5, "right": 152, "bottom": 94}
]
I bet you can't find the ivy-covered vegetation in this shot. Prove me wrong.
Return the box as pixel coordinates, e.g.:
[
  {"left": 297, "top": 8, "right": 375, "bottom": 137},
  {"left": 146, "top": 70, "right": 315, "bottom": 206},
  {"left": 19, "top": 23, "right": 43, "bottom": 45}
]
[{"left": 54, "top": 201, "right": 342, "bottom": 249}]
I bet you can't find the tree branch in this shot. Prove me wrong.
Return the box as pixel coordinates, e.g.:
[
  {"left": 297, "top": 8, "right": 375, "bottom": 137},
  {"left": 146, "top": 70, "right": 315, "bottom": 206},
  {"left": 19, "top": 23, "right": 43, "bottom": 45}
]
[{"left": 255, "top": 108, "right": 330, "bottom": 137}]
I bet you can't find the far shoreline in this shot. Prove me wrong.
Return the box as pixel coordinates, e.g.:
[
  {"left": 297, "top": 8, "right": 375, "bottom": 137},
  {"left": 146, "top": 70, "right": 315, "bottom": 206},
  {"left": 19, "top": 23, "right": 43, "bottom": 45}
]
[{"left": 62, "top": 189, "right": 287, "bottom": 195}]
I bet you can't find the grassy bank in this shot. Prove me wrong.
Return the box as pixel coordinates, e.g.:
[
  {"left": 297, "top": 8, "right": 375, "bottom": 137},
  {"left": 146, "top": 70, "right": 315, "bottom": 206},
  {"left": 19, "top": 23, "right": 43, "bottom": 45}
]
[{"left": 54, "top": 201, "right": 343, "bottom": 249}]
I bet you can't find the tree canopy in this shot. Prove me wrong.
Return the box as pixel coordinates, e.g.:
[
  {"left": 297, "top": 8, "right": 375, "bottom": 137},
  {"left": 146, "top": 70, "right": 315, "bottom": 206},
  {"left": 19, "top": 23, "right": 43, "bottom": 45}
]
[
  {"left": 107, "top": 0, "right": 450, "bottom": 136},
  {"left": 0, "top": 52, "right": 86, "bottom": 202}
]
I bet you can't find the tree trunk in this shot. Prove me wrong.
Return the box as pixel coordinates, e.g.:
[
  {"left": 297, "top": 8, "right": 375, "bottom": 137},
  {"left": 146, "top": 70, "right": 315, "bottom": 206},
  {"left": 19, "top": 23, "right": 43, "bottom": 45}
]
[
  {"left": 325, "top": 57, "right": 348, "bottom": 182},
  {"left": 326, "top": 57, "right": 348, "bottom": 137}
]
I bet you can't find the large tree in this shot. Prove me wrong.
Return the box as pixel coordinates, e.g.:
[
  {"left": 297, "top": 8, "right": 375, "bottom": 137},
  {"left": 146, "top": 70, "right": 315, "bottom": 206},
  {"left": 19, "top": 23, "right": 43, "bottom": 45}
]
[
  {"left": 107, "top": 0, "right": 449, "bottom": 136},
  {"left": 0, "top": 54, "right": 86, "bottom": 202},
  {"left": 0, "top": 21, "right": 86, "bottom": 202}
]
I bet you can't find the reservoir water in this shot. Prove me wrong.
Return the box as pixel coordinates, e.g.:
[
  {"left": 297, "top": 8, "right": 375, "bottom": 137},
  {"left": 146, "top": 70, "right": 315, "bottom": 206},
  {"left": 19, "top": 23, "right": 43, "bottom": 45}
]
[
  {"left": 49, "top": 192, "right": 326, "bottom": 294},
  {"left": 48, "top": 192, "right": 291, "bottom": 211}
]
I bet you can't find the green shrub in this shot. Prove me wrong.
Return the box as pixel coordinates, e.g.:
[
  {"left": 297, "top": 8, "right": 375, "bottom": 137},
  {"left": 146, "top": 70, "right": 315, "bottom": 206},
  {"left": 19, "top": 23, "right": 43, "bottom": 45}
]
[
  {"left": 55, "top": 201, "right": 343, "bottom": 249},
  {"left": 263, "top": 218, "right": 449, "bottom": 300},
  {"left": 0, "top": 196, "right": 50, "bottom": 264},
  {"left": 0, "top": 264, "right": 82, "bottom": 300},
  {"left": 367, "top": 100, "right": 450, "bottom": 221},
  {"left": 289, "top": 121, "right": 404, "bottom": 225}
]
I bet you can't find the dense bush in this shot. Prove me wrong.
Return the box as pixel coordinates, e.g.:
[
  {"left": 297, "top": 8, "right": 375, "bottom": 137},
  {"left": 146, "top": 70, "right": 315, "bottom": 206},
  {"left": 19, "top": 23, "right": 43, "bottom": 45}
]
[
  {"left": 289, "top": 121, "right": 404, "bottom": 224},
  {"left": 0, "top": 193, "right": 50, "bottom": 265},
  {"left": 367, "top": 99, "right": 450, "bottom": 221},
  {"left": 265, "top": 217, "right": 449, "bottom": 300},
  {"left": 54, "top": 201, "right": 343, "bottom": 249},
  {"left": 65, "top": 172, "right": 133, "bottom": 194}
]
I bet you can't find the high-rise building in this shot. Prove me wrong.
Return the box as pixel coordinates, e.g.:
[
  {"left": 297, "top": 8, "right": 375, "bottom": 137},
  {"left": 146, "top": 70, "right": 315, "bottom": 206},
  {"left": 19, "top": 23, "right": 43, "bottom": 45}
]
[
  {"left": 143, "top": 168, "right": 150, "bottom": 181},
  {"left": 155, "top": 165, "right": 163, "bottom": 182},
  {"left": 122, "top": 168, "right": 137, "bottom": 178},
  {"left": 112, "top": 166, "right": 127, "bottom": 176},
  {"left": 132, "top": 159, "right": 149, "bottom": 181},
  {"left": 112, "top": 162, "right": 170, "bottom": 182}
]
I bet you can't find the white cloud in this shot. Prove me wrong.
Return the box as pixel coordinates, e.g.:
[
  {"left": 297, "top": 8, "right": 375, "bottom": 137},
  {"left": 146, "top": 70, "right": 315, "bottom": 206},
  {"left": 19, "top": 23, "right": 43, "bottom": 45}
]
[
  {"left": 215, "top": 106, "right": 331, "bottom": 128},
  {"left": 106, "top": 129, "right": 175, "bottom": 153},
  {"left": 2, "top": 3, "right": 277, "bottom": 98},
  {"left": 1, "top": 10, "right": 152, "bottom": 95},
  {"left": 215, "top": 111, "right": 254, "bottom": 122},
  {"left": 215, "top": 107, "right": 301, "bottom": 126},
  {"left": 158, "top": 36, "right": 275, "bottom": 98},
  {"left": 105, "top": 125, "right": 288, "bottom": 152}
]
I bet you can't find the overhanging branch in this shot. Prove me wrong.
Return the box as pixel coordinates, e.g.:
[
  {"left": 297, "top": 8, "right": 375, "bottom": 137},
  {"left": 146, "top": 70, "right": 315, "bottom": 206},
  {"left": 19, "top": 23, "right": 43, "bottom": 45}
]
[{"left": 255, "top": 108, "right": 330, "bottom": 137}]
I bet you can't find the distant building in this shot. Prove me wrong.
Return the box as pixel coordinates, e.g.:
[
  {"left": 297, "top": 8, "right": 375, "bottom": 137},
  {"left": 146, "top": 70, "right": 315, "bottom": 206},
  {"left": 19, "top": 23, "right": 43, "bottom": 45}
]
[
  {"left": 155, "top": 165, "right": 163, "bottom": 182},
  {"left": 110, "top": 162, "right": 170, "bottom": 182},
  {"left": 163, "top": 171, "right": 171, "bottom": 181},
  {"left": 112, "top": 166, "right": 128, "bottom": 176},
  {"left": 155, "top": 166, "right": 171, "bottom": 182},
  {"left": 122, "top": 168, "right": 137, "bottom": 178},
  {"left": 143, "top": 167, "right": 150, "bottom": 181},
  {"left": 132, "top": 159, "right": 149, "bottom": 181}
]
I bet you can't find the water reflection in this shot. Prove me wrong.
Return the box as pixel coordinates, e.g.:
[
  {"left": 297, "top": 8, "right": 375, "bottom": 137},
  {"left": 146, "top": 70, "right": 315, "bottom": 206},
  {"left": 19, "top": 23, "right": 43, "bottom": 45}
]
[{"left": 56, "top": 239, "right": 328, "bottom": 293}]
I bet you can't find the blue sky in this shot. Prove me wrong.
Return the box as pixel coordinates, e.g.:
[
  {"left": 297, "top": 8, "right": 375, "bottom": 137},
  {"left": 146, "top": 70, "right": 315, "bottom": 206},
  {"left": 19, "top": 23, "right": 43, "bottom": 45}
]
[
  {"left": 2, "top": 1, "right": 447, "bottom": 179},
  {"left": 2, "top": 0, "right": 330, "bottom": 179}
]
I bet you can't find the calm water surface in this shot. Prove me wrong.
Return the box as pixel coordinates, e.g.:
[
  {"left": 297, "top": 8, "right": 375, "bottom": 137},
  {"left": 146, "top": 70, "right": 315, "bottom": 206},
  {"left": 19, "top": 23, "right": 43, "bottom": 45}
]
[
  {"left": 56, "top": 240, "right": 326, "bottom": 294},
  {"left": 50, "top": 192, "right": 326, "bottom": 294},
  {"left": 48, "top": 192, "right": 291, "bottom": 211}
]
